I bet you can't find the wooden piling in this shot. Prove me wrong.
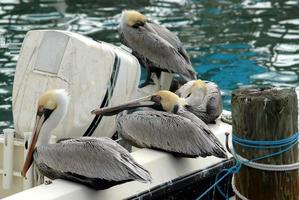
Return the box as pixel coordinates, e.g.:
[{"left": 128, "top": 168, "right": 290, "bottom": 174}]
[{"left": 232, "top": 87, "right": 299, "bottom": 200}]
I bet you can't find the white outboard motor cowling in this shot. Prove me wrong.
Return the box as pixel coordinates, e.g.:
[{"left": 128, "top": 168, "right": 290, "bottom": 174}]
[{"left": 12, "top": 30, "right": 140, "bottom": 139}]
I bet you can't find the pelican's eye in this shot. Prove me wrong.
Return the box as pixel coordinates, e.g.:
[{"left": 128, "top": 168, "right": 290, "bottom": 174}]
[
  {"left": 151, "top": 95, "right": 162, "bottom": 103},
  {"left": 132, "top": 21, "right": 145, "bottom": 28}
]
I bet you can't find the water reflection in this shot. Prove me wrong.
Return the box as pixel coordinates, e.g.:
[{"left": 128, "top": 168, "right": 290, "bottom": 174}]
[{"left": 0, "top": 0, "right": 299, "bottom": 131}]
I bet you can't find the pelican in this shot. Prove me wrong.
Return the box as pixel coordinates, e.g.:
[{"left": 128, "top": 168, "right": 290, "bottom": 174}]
[
  {"left": 92, "top": 90, "right": 227, "bottom": 158},
  {"left": 21, "top": 89, "right": 151, "bottom": 190},
  {"left": 119, "top": 10, "right": 197, "bottom": 87},
  {"left": 175, "top": 79, "right": 223, "bottom": 123}
]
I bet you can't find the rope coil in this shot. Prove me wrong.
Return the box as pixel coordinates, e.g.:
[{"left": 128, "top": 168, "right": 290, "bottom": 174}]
[
  {"left": 196, "top": 132, "right": 299, "bottom": 200},
  {"left": 232, "top": 133, "right": 299, "bottom": 149},
  {"left": 232, "top": 132, "right": 299, "bottom": 171},
  {"left": 234, "top": 153, "right": 299, "bottom": 171}
]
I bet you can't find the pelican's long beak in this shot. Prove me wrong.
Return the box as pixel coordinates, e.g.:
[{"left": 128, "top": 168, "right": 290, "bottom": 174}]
[
  {"left": 21, "top": 107, "right": 47, "bottom": 178},
  {"left": 91, "top": 95, "right": 161, "bottom": 116}
]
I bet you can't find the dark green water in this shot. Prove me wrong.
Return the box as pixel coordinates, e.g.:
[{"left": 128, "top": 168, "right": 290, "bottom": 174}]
[{"left": 0, "top": 0, "right": 299, "bottom": 132}]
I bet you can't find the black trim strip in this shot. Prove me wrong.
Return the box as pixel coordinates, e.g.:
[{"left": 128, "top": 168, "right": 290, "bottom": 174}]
[
  {"left": 126, "top": 159, "right": 234, "bottom": 200},
  {"left": 83, "top": 53, "right": 121, "bottom": 137}
]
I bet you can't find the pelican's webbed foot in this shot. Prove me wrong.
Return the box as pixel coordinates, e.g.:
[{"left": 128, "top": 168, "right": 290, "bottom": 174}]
[
  {"left": 138, "top": 79, "right": 155, "bottom": 88},
  {"left": 138, "top": 71, "right": 155, "bottom": 88}
]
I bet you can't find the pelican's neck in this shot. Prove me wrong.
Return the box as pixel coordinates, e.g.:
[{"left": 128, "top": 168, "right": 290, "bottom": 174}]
[
  {"left": 120, "top": 12, "right": 127, "bottom": 26},
  {"left": 36, "top": 96, "right": 68, "bottom": 146},
  {"left": 186, "top": 88, "right": 206, "bottom": 106}
]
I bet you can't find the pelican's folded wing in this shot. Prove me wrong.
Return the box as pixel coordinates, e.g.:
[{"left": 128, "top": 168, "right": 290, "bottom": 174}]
[
  {"left": 35, "top": 137, "right": 151, "bottom": 183},
  {"left": 147, "top": 20, "right": 191, "bottom": 64},
  {"left": 120, "top": 24, "right": 196, "bottom": 80},
  {"left": 117, "top": 110, "right": 227, "bottom": 158}
]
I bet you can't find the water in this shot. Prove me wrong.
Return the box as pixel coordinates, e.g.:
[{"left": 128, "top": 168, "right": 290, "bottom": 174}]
[{"left": 0, "top": 0, "right": 299, "bottom": 132}]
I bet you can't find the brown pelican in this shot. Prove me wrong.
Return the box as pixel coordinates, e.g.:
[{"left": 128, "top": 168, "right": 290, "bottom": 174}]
[
  {"left": 21, "top": 89, "right": 151, "bottom": 190},
  {"left": 175, "top": 79, "right": 223, "bottom": 123},
  {"left": 119, "top": 10, "right": 197, "bottom": 87},
  {"left": 92, "top": 90, "right": 227, "bottom": 158}
]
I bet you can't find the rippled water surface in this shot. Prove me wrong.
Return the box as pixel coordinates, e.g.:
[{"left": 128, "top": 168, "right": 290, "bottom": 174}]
[{"left": 0, "top": 0, "right": 299, "bottom": 131}]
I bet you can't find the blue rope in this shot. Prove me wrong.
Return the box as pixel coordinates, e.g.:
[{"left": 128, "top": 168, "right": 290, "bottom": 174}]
[
  {"left": 232, "top": 133, "right": 299, "bottom": 148},
  {"left": 196, "top": 132, "right": 299, "bottom": 200}
]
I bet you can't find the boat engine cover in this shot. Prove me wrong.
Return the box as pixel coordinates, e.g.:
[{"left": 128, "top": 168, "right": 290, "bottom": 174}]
[{"left": 12, "top": 30, "right": 140, "bottom": 139}]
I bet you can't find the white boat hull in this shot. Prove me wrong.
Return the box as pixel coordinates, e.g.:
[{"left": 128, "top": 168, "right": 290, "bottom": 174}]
[{"left": 1, "top": 119, "right": 232, "bottom": 199}]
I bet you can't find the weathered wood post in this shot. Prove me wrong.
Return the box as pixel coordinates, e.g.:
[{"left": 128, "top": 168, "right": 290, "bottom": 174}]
[{"left": 232, "top": 87, "right": 299, "bottom": 200}]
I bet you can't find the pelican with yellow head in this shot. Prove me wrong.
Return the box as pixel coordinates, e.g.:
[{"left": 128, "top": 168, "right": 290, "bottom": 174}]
[
  {"left": 119, "top": 10, "right": 197, "bottom": 87},
  {"left": 22, "top": 89, "right": 151, "bottom": 190},
  {"left": 92, "top": 90, "right": 227, "bottom": 158},
  {"left": 175, "top": 79, "right": 223, "bottom": 123}
]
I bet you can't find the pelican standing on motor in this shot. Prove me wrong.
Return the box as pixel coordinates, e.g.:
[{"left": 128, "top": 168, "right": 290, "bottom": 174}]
[
  {"left": 175, "top": 79, "right": 223, "bottom": 123},
  {"left": 21, "top": 89, "right": 151, "bottom": 190},
  {"left": 119, "top": 10, "right": 197, "bottom": 87},
  {"left": 92, "top": 90, "right": 227, "bottom": 158}
]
